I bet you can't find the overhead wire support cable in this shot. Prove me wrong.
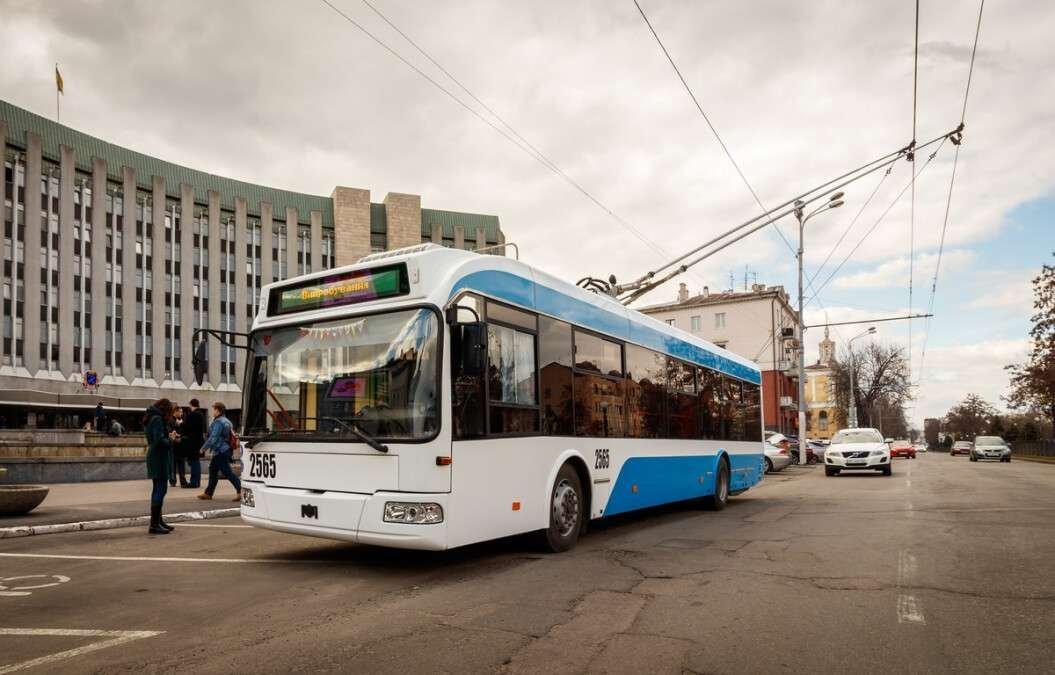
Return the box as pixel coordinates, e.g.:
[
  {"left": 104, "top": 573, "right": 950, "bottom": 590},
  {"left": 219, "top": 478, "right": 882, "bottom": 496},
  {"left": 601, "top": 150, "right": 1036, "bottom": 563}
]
[
  {"left": 914, "top": 0, "right": 984, "bottom": 396},
  {"left": 319, "top": 0, "right": 676, "bottom": 264},
  {"left": 908, "top": 0, "right": 920, "bottom": 375},
  {"left": 807, "top": 137, "right": 949, "bottom": 305}
]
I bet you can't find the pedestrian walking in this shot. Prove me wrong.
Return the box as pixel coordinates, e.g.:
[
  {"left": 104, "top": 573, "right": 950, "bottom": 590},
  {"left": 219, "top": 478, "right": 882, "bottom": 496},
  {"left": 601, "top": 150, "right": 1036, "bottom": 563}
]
[
  {"left": 182, "top": 399, "right": 206, "bottom": 488},
  {"left": 197, "top": 402, "right": 241, "bottom": 502},
  {"left": 144, "top": 399, "right": 180, "bottom": 535},
  {"left": 169, "top": 406, "right": 186, "bottom": 487},
  {"left": 94, "top": 402, "right": 107, "bottom": 432}
]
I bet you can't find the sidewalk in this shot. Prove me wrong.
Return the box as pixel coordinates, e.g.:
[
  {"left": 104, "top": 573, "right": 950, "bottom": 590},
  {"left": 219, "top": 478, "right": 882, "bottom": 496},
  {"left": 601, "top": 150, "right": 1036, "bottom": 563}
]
[{"left": 0, "top": 478, "right": 241, "bottom": 529}]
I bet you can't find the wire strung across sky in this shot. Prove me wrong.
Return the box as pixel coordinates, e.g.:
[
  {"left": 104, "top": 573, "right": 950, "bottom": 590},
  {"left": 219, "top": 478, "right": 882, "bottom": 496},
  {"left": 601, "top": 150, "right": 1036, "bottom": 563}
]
[
  {"left": 912, "top": 0, "right": 985, "bottom": 404},
  {"left": 319, "top": 0, "right": 697, "bottom": 274},
  {"left": 908, "top": 0, "right": 921, "bottom": 378}
]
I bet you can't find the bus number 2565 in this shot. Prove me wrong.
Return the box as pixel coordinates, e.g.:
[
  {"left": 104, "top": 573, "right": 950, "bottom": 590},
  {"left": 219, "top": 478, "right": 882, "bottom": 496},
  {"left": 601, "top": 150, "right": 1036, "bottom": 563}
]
[
  {"left": 248, "top": 453, "right": 277, "bottom": 479},
  {"left": 594, "top": 448, "right": 610, "bottom": 470}
]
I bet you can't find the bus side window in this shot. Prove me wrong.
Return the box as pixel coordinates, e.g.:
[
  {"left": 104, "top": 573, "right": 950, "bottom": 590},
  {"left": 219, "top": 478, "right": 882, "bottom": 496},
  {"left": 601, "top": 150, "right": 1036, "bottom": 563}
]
[
  {"left": 451, "top": 322, "right": 486, "bottom": 439},
  {"left": 742, "top": 381, "right": 762, "bottom": 441},
  {"left": 539, "top": 317, "right": 574, "bottom": 436},
  {"left": 698, "top": 367, "right": 722, "bottom": 440}
]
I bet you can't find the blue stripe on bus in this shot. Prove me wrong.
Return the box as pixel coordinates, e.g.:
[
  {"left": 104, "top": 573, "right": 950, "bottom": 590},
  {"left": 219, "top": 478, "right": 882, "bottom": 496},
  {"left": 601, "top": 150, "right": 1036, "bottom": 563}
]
[
  {"left": 604, "top": 452, "right": 763, "bottom": 517},
  {"left": 448, "top": 270, "right": 761, "bottom": 385}
]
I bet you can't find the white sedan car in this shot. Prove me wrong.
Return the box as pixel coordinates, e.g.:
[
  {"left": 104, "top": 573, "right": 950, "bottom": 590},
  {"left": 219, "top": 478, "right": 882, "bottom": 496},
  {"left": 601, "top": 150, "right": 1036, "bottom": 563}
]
[{"left": 824, "top": 428, "right": 892, "bottom": 477}]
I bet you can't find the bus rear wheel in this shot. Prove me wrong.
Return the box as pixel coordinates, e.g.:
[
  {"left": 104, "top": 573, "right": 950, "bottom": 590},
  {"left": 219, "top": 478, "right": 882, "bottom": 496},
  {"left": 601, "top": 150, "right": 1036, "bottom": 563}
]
[
  {"left": 541, "top": 463, "right": 583, "bottom": 553},
  {"left": 705, "top": 457, "right": 730, "bottom": 511}
]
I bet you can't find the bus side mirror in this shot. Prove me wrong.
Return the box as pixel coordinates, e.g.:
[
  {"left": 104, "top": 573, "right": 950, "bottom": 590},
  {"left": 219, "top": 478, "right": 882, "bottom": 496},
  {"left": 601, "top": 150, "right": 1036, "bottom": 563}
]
[
  {"left": 460, "top": 323, "right": 486, "bottom": 373},
  {"left": 193, "top": 341, "right": 208, "bottom": 385}
]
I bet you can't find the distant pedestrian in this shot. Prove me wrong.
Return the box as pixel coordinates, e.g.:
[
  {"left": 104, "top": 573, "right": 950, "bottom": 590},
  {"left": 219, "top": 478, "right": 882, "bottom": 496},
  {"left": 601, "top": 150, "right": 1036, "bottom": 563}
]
[
  {"left": 94, "top": 402, "right": 107, "bottom": 432},
  {"left": 181, "top": 399, "right": 206, "bottom": 489},
  {"left": 109, "top": 419, "right": 124, "bottom": 436},
  {"left": 169, "top": 406, "right": 185, "bottom": 487},
  {"left": 197, "top": 402, "right": 241, "bottom": 502},
  {"left": 144, "top": 399, "right": 180, "bottom": 535}
]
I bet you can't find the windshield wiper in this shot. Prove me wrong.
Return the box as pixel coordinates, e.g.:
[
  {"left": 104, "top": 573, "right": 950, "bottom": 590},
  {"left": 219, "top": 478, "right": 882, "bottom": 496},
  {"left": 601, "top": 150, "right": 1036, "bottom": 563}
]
[{"left": 314, "top": 416, "right": 390, "bottom": 453}]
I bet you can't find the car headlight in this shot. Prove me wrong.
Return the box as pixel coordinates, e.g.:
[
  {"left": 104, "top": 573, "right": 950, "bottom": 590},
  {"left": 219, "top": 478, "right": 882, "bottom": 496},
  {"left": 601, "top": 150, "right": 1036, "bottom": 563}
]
[
  {"left": 384, "top": 501, "right": 444, "bottom": 524},
  {"left": 871, "top": 449, "right": 887, "bottom": 456}
]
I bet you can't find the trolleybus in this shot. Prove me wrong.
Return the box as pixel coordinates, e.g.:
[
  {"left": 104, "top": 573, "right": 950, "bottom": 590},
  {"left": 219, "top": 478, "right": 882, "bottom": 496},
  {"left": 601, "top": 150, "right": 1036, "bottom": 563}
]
[{"left": 228, "top": 243, "right": 764, "bottom": 551}]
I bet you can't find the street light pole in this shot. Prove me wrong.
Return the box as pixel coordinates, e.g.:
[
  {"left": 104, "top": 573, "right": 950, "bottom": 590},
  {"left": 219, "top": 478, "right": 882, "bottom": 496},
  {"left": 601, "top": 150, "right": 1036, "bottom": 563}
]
[
  {"left": 847, "top": 327, "right": 876, "bottom": 428},
  {"left": 793, "top": 192, "right": 843, "bottom": 463}
]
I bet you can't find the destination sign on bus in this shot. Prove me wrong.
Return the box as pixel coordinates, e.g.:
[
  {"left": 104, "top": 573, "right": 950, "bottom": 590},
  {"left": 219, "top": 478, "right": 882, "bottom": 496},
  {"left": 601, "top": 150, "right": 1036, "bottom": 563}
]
[{"left": 268, "top": 263, "right": 409, "bottom": 316}]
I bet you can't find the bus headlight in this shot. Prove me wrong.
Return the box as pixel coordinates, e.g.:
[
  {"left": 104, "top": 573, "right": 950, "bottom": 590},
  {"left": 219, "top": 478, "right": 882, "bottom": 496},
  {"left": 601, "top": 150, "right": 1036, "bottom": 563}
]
[{"left": 384, "top": 501, "right": 444, "bottom": 524}]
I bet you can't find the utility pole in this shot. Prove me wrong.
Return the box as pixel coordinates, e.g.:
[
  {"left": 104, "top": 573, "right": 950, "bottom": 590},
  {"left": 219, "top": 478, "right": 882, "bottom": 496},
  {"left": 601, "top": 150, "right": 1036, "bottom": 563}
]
[
  {"left": 793, "top": 193, "right": 844, "bottom": 462},
  {"left": 847, "top": 327, "right": 876, "bottom": 427}
]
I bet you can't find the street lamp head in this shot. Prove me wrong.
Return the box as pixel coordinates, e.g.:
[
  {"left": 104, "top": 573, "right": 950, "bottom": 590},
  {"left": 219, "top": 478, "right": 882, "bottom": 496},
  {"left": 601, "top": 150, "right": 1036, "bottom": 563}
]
[
  {"left": 867, "top": 326, "right": 876, "bottom": 334},
  {"left": 829, "top": 191, "right": 845, "bottom": 202}
]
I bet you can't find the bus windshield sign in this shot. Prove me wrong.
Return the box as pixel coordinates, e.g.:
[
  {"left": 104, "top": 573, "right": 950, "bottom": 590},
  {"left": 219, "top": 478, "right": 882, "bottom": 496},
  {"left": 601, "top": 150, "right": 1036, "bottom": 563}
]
[{"left": 269, "top": 263, "right": 409, "bottom": 316}]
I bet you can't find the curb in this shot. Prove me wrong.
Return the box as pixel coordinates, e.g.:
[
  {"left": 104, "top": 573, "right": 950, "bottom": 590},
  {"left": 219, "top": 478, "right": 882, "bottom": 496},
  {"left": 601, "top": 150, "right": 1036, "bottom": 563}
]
[
  {"left": 1010, "top": 455, "right": 1055, "bottom": 465},
  {"left": 0, "top": 507, "right": 241, "bottom": 539}
]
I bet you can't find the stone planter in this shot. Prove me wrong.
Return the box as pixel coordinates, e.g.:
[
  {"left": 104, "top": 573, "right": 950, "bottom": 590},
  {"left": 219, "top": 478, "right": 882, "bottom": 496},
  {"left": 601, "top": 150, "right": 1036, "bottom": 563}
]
[{"left": 0, "top": 485, "right": 49, "bottom": 516}]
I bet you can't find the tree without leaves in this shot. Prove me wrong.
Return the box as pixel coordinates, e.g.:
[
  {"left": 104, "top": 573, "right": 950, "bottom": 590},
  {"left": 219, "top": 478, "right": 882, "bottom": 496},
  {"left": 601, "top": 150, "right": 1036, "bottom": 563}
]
[
  {"left": 1005, "top": 253, "right": 1055, "bottom": 436},
  {"left": 830, "top": 342, "right": 912, "bottom": 433},
  {"left": 943, "top": 393, "right": 998, "bottom": 441}
]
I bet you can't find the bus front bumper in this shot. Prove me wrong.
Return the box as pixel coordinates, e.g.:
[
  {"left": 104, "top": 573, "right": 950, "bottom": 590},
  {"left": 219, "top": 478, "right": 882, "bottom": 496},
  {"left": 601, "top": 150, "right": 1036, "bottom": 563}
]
[{"left": 239, "top": 482, "right": 449, "bottom": 551}]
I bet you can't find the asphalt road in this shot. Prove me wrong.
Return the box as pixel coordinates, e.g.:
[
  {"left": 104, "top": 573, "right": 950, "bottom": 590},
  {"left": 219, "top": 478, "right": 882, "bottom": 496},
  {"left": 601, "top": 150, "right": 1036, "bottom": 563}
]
[{"left": 1, "top": 453, "right": 1052, "bottom": 674}]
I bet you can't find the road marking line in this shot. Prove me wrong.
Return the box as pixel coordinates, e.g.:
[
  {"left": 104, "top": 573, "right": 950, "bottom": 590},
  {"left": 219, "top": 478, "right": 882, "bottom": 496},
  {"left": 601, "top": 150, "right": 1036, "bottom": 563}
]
[
  {"left": 0, "top": 509, "right": 241, "bottom": 539},
  {"left": 896, "top": 594, "right": 926, "bottom": 624},
  {"left": 897, "top": 550, "right": 918, "bottom": 585},
  {"left": 0, "top": 575, "right": 71, "bottom": 597},
  {"left": 0, "top": 553, "right": 328, "bottom": 565},
  {"left": 0, "top": 628, "right": 163, "bottom": 674}
]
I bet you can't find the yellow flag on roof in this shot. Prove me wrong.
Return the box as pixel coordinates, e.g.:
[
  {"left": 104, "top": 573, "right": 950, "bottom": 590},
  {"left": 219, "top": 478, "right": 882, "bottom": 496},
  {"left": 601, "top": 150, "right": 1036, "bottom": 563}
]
[{"left": 55, "top": 66, "right": 63, "bottom": 94}]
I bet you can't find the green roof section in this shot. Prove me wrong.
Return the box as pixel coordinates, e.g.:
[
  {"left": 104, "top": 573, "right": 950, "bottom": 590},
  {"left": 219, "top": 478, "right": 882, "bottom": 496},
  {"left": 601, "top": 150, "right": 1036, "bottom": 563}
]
[
  {"left": 421, "top": 208, "right": 501, "bottom": 241},
  {"left": 1, "top": 99, "right": 331, "bottom": 226}
]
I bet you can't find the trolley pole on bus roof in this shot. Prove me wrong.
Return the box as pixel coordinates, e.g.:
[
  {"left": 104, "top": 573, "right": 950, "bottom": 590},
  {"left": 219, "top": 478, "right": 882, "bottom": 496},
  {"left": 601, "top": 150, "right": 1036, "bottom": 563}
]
[{"left": 794, "top": 193, "right": 844, "bottom": 461}]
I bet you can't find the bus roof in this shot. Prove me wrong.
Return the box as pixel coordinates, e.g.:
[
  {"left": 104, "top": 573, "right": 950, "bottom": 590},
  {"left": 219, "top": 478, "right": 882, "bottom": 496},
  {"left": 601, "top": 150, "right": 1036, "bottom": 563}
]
[{"left": 255, "top": 244, "right": 762, "bottom": 384}]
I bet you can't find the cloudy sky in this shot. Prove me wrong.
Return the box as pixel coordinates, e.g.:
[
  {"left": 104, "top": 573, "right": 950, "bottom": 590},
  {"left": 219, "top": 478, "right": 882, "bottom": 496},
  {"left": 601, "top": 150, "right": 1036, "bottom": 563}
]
[{"left": 2, "top": 0, "right": 1051, "bottom": 425}]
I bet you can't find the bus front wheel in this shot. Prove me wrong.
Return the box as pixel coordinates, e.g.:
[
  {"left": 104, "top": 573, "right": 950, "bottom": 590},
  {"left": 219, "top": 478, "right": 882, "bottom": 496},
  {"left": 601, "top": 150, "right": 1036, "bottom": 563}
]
[
  {"left": 705, "top": 458, "right": 730, "bottom": 511},
  {"left": 541, "top": 463, "right": 584, "bottom": 553}
]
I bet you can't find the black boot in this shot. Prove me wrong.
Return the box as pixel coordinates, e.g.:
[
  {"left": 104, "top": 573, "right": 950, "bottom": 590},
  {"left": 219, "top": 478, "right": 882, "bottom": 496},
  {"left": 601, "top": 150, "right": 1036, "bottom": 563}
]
[
  {"left": 148, "top": 503, "right": 169, "bottom": 535},
  {"left": 159, "top": 511, "right": 175, "bottom": 532}
]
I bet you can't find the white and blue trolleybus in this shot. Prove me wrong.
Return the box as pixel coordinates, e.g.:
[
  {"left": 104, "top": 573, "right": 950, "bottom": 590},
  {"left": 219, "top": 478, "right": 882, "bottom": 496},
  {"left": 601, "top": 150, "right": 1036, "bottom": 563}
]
[{"left": 234, "top": 244, "right": 764, "bottom": 551}]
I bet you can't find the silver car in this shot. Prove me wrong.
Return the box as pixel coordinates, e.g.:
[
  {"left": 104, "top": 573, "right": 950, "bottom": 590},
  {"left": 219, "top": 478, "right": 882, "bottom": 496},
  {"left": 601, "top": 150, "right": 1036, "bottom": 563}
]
[
  {"left": 764, "top": 441, "right": 792, "bottom": 474},
  {"left": 971, "top": 436, "right": 1012, "bottom": 462}
]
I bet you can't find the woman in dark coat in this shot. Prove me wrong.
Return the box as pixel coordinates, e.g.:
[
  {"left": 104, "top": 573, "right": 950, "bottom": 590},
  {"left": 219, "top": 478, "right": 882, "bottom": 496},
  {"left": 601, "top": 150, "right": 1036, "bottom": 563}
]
[{"left": 144, "top": 399, "right": 179, "bottom": 535}]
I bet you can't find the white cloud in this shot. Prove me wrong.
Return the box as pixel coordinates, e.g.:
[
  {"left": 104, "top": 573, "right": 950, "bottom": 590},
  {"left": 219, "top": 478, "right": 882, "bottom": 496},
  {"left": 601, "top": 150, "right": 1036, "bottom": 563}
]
[
  {"left": 966, "top": 272, "right": 1035, "bottom": 312},
  {"left": 831, "top": 250, "right": 974, "bottom": 290}
]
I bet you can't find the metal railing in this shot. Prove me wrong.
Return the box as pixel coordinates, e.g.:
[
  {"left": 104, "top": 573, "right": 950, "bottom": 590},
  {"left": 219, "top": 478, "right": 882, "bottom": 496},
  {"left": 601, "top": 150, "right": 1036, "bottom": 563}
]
[{"left": 1014, "top": 440, "right": 1055, "bottom": 457}]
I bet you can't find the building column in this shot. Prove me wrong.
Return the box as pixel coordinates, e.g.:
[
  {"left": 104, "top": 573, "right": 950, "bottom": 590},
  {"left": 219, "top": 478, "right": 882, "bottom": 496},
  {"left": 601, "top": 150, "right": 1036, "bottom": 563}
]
[
  {"left": 89, "top": 158, "right": 106, "bottom": 375},
  {"left": 285, "top": 207, "right": 298, "bottom": 280},
  {"left": 151, "top": 175, "right": 165, "bottom": 383},
  {"left": 120, "top": 166, "right": 136, "bottom": 381},
  {"left": 22, "top": 132, "right": 42, "bottom": 375},
  {"left": 453, "top": 224, "right": 465, "bottom": 250},
  {"left": 179, "top": 183, "right": 194, "bottom": 385},
  {"left": 381, "top": 192, "right": 421, "bottom": 251},
  {"left": 330, "top": 186, "right": 370, "bottom": 266},
  {"left": 259, "top": 201, "right": 273, "bottom": 287},
  {"left": 475, "top": 226, "right": 486, "bottom": 252},
  {"left": 309, "top": 209, "right": 322, "bottom": 274},
  {"left": 234, "top": 196, "right": 248, "bottom": 389},
  {"left": 206, "top": 190, "right": 221, "bottom": 387},
  {"left": 430, "top": 223, "right": 442, "bottom": 244},
  {"left": 57, "top": 145, "right": 75, "bottom": 377}
]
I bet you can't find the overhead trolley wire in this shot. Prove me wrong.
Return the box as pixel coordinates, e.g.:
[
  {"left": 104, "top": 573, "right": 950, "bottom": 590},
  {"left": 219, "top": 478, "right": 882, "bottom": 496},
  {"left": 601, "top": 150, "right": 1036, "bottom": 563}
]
[
  {"left": 319, "top": 0, "right": 679, "bottom": 265},
  {"left": 908, "top": 0, "right": 921, "bottom": 375},
  {"left": 913, "top": 0, "right": 984, "bottom": 394}
]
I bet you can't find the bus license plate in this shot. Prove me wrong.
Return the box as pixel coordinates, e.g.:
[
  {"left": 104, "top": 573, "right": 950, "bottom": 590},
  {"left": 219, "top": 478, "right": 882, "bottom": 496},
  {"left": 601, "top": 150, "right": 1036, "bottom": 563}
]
[{"left": 241, "top": 488, "right": 255, "bottom": 508}]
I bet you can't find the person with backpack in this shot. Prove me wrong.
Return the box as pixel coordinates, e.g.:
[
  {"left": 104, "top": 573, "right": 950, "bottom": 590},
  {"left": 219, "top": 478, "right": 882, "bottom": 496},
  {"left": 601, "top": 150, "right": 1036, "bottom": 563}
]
[
  {"left": 144, "top": 399, "right": 180, "bottom": 534},
  {"left": 197, "top": 401, "right": 242, "bottom": 502}
]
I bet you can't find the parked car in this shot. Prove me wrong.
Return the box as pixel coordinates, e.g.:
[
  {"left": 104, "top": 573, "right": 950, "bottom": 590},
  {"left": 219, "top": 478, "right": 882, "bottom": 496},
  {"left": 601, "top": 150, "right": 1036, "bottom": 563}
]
[
  {"left": 890, "top": 440, "right": 917, "bottom": 459},
  {"left": 763, "top": 440, "right": 792, "bottom": 474},
  {"left": 950, "top": 440, "right": 973, "bottom": 456},
  {"left": 824, "top": 427, "right": 892, "bottom": 476},
  {"left": 970, "top": 436, "right": 1012, "bottom": 463}
]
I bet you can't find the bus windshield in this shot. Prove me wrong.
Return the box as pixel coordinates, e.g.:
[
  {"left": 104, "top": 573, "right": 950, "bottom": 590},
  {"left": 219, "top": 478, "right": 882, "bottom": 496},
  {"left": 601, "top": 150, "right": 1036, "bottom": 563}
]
[{"left": 243, "top": 308, "right": 440, "bottom": 441}]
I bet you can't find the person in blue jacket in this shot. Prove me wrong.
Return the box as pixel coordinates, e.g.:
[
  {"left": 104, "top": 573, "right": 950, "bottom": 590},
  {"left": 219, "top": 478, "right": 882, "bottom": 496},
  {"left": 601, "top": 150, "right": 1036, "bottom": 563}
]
[
  {"left": 144, "top": 399, "right": 180, "bottom": 535},
  {"left": 197, "top": 402, "right": 242, "bottom": 501}
]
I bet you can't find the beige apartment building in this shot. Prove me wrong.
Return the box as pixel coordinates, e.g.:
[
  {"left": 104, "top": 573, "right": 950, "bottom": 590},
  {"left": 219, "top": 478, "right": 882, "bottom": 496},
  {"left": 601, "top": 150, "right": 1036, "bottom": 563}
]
[
  {"left": 0, "top": 99, "right": 504, "bottom": 427},
  {"left": 640, "top": 282, "right": 801, "bottom": 435},
  {"left": 804, "top": 327, "right": 840, "bottom": 439}
]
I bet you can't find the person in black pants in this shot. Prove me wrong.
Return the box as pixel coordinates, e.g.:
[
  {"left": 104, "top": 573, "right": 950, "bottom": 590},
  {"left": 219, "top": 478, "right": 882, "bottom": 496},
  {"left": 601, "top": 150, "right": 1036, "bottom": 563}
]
[
  {"left": 197, "top": 402, "right": 241, "bottom": 502},
  {"left": 144, "top": 399, "right": 179, "bottom": 535},
  {"left": 169, "top": 406, "right": 185, "bottom": 487},
  {"left": 181, "top": 399, "right": 207, "bottom": 489}
]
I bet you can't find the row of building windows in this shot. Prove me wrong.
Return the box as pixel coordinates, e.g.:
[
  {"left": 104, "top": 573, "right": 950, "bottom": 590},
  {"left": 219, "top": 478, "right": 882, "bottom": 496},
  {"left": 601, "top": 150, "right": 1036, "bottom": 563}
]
[
  {"left": 3, "top": 147, "right": 336, "bottom": 385},
  {"left": 452, "top": 296, "right": 763, "bottom": 441},
  {"left": 666, "top": 311, "right": 727, "bottom": 332}
]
